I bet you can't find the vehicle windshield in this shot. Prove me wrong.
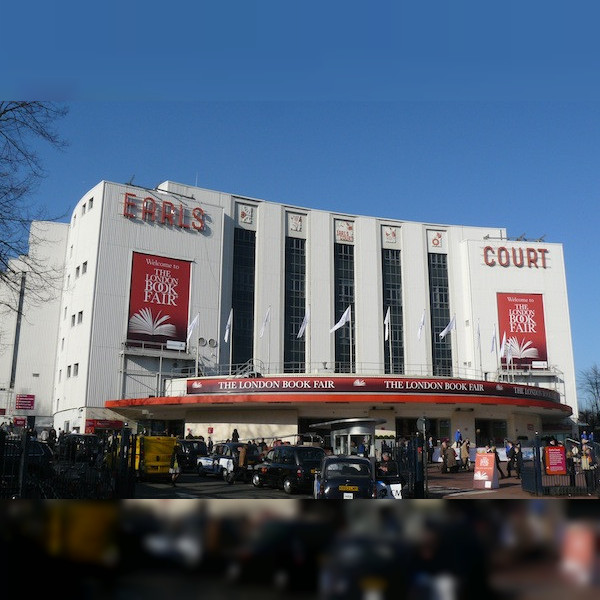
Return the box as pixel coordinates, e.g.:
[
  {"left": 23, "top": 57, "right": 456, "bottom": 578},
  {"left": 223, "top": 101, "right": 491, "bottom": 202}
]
[
  {"left": 297, "top": 447, "right": 325, "bottom": 461},
  {"left": 325, "top": 461, "right": 371, "bottom": 478}
]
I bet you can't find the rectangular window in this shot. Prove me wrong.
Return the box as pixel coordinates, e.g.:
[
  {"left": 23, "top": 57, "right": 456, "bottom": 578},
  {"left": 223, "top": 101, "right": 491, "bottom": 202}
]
[
  {"left": 88, "top": 197, "right": 93, "bottom": 209},
  {"left": 77, "top": 311, "right": 83, "bottom": 324},
  {"left": 382, "top": 248, "right": 404, "bottom": 374},
  {"left": 82, "top": 203, "right": 86, "bottom": 215},
  {"left": 73, "top": 363, "right": 79, "bottom": 376},
  {"left": 284, "top": 237, "right": 306, "bottom": 373},
  {"left": 67, "top": 365, "right": 71, "bottom": 378},
  {"left": 82, "top": 261, "right": 87, "bottom": 274},
  {"left": 428, "top": 253, "right": 452, "bottom": 376},
  {"left": 75, "top": 266, "right": 80, "bottom": 278},
  {"left": 334, "top": 243, "right": 355, "bottom": 373},
  {"left": 71, "top": 314, "right": 76, "bottom": 327},
  {"left": 231, "top": 228, "right": 256, "bottom": 366}
]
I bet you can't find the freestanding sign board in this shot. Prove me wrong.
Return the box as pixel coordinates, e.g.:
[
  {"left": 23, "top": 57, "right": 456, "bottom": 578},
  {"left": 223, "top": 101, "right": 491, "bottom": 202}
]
[
  {"left": 544, "top": 445, "right": 567, "bottom": 475},
  {"left": 473, "top": 452, "right": 499, "bottom": 489}
]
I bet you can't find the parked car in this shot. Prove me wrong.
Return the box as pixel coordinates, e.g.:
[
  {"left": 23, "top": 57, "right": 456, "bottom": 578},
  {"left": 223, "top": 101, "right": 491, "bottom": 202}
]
[
  {"left": 251, "top": 444, "right": 325, "bottom": 494},
  {"left": 1, "top": 438, "right": 55, "bottom": 479},
  {"left": 314, "top": 455, "right": 377, "bottom": 499},
  {"left": 175, "top": 439, "right": 208, "bottom": 471},
  {"left": 197, "top": 442, "right": 260, "bottom": 481}
]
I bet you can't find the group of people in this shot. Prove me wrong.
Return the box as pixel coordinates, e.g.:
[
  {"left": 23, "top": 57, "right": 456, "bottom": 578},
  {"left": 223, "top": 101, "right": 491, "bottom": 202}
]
[{"left": 439, "top": 438, "right": 471, "bottom": 474}]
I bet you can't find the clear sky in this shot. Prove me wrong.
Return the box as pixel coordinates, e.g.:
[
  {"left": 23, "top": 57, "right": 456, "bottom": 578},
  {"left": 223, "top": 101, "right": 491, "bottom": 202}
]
[{"left": 6, "top": 2, "right": 600, "bottom": 393}]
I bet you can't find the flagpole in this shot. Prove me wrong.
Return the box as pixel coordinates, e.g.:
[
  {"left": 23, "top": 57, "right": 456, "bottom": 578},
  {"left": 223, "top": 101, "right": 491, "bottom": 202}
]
[
  {"left": 388, "top": 307, "right": 393, "bottom": 374},
  {"left": 477, "top": 319, "right": 483, "bottom": 379},
  {"left": 306, "top": 304, "right": 311, "bottom": 372},
  {"left": 195, "top": 337, "right": 199, "bottom": 377},
  {"left": 349, "top": 307, "right": 353, "bottom": 374},
  {"left": 229, "top": 313, "right": 234, "bottom": 375}
]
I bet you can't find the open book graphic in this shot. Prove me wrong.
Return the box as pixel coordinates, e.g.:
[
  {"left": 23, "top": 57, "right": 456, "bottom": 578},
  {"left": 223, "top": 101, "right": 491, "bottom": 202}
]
[
  {"left": 128, "top": 307, "right": 177, "bottom": 337},
  {"left": 506, "top": 336, "right": 540, "bottom": 359}
]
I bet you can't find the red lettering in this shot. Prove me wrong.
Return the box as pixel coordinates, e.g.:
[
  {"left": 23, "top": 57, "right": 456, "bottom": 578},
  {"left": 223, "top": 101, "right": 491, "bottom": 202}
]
[
  {"left": 483, "top": 246, "right": 495, "bottom": 266},
  {"left": 161, "top": 201, "right": 175, "bottom": 225},
  {"left": 123, "top": 192, "right": 137, "bottom": 218},
  {"left": 142, "top": 197, "right": 156, "bottom": 222},
  {"left": 498, "top": 247, "right": 510, "bottom": 267},
  {"left": 178, "top": 203, "right": 190, "bottom": 229},
  {"left": 538, "top": 248, "right": 548, "bottom": 269},
  {"left": 511, "top": 247, "right": 524, "bottom": 267},
  {"left": 527, "top": 248, "right": 538, "bottom": 268},
  {"left": 192, "top": 207, "right": 205, "bottom": 231}
]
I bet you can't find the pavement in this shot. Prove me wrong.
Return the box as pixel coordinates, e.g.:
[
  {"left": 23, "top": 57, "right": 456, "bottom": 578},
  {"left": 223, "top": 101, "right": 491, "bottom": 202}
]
[{"left": 424, "top": 463, "right": 598, "bottom": 499}]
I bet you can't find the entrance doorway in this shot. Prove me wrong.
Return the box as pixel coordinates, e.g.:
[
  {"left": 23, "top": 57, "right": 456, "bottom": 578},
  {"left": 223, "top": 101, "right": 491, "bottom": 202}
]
[{"left": 475, "top": 419, "right": 507, "bottom": 447}]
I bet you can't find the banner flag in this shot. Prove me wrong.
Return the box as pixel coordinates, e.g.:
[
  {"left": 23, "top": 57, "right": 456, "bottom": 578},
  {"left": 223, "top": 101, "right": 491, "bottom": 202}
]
[
  {"left": 259, "top": 305, "right": 271, "bottom": 338},
  {"left": 224, "top": 308, "right": 233, "bottom": 343},
  {"left": 330, "top": 306, "right": 351, "bottom": 333},
  {"left": 186, "top": 312, "right": 199, "bottom": 344},
  {"left": 491, "top": 324, "right": 497, "bottom": 353},
  {"left": 297, "top": 308, "right": 310, "bottom": 339},
  {"left": 384, "top": 306, "right": 391, "bottom": 341},
  {"left": 499, "top": 331, "right": 507, "bottom": 357},
  {"left": 439, "top": 314, "right": 456, "bottom": 339},
  {"left": 417, "top": 309, "right": 426, "bottom": 341}
]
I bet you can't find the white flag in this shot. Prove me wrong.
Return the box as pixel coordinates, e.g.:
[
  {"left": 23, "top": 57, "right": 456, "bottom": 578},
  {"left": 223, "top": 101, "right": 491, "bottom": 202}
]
[
  {"left": 259, "top": 305, "right": 271, "bottom": 338},
  {"left": 476, "top": 320, "right": 481, "bottom": 350},
  {"left": 499, "top": 331, "right": 507, "bottom": 357},
  {"left": 297, "top": 308, "right": 310, "bottom": 339},
  {"left": 417, "top": 309, "right": 426, "bottom": 341},
  {"left": 491, "top": 324, "right": 497, "bottom": 353},
  {"left": 439, "top": 314, "right": 456, "bottom": 340},
  {"left": 224, "top": 308, "right": 233, "bottom": 343},
  {"left": 384, "top": 306, "right": 391, "bottom": 341},
  {"left": 186, "top": 312, "right": 199, "bottom": 345},
  {"left": 330, "top": 306, "right": 351, "bottom": 333},
  {"left": 506, "top": 340, "right": 513, "bottom": 364}
]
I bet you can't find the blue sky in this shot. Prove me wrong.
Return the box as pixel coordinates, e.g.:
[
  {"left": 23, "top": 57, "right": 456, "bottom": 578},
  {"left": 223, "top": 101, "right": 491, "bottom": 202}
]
[{"left": 7, "top": 2, "right": 600, "bottom": 390}]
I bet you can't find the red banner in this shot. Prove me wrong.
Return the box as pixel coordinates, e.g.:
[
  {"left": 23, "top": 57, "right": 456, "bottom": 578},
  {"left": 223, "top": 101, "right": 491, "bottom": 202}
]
[
  {"left": 15, "top": 394, "right": 35, "bottom": 410},
  {"left": 497, "top": 293, "right": 548, "bottom": 367},
  {"left": 127, "top": 253, "right": 191, "bottom": 344},
  {"left": 473, "top": 452, "right": 499, "bottom": 489},
  {"left": 544, "top": 445, "right": 567, "bottom": 475}
]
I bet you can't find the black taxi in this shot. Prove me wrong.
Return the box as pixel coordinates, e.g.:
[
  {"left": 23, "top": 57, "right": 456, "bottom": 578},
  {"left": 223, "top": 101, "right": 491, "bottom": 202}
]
[{"left": 314, "top": 455, "right": 377, "bottom": 499}]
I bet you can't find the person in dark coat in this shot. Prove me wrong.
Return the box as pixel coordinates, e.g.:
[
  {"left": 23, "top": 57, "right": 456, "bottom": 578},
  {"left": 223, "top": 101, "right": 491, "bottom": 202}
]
[{"left": 231, "top": 428, "right": 240, "bottom": 443}]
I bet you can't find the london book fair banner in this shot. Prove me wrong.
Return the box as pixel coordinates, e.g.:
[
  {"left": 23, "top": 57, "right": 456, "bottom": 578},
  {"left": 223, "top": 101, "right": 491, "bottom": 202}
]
[
  {"left": 127, "top": 252, "right": 191, "bottom": 344},
  {"left": 497, "top": 293, "right": 548, "bottom": 368}
]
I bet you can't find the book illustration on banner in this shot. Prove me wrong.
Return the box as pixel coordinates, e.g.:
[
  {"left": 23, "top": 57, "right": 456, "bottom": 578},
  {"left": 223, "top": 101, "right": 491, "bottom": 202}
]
[
  {"left": 506, "top": 337, "right": 540, "bottom": 360},
  {"left": 128, "top": 307, "right": 177, "bottom": 337}
]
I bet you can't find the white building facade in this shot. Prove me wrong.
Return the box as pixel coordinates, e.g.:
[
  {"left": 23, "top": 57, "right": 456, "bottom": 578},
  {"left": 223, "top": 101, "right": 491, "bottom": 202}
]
[{"left": 1, "top": 180, "right": 577, "bottom": 445}]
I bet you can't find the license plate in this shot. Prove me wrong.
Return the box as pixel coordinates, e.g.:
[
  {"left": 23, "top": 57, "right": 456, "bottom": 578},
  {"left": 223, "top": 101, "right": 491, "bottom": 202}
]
[
  {"left": 343, "top": 492, "right": 354, "bottom": 499},
  {"left": 339, "top": 485, "right": 358, "bottom": 492}
]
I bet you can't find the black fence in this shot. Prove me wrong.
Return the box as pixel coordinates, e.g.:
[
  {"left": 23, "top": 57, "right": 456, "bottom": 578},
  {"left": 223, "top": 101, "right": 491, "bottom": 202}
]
[
  {"left": 0, "top": 429, "right": 136, "bottom": 499},
  {"left": 521, "top": 436, "right": 600, "bottom": 497},
  {"left": 381, "top": 435, "right": 424, "bottom": 498}
]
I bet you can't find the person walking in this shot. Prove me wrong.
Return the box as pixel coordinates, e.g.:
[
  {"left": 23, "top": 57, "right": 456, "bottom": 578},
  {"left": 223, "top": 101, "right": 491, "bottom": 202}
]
[
  {"left": 231, "top": 428, "right": 240, "bottom": 443},
  {"left": 513, "top": 442, "right": 523, "bottom": 479},
  {"left": 169, "top": 446, "right": 182, "bottom": 487},
  {"left": 506, "top": 440, "right": 516, "bottom": 477},
  {"left": 454, "top": 428, "right": 462, "bottom": 446},
  {"left": 581, "top": 441, "right": 596, "bottom": 496},
  {"left": 460, "top": 439, "right": 471, "bottom": 471},
  {"left": 490, "top": 446, "right": 506, "bottom": 479}
]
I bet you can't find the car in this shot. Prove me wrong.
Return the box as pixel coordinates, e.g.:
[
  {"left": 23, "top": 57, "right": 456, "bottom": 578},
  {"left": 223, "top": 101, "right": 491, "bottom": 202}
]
[
  {"left": 251, "top": 444, "right": 325, "bottom": 494},
  {"left": 1, "top": 438, "right": 55, "bottom": 479},
  {"left": 314, "top": 455, "right": 377, "bottom": 499},
  {"left": 175, "top": 439, "right": 208, "bottom": 471},
  {"left": 197, "top": 442, "right": 260, "bottom": 481}
]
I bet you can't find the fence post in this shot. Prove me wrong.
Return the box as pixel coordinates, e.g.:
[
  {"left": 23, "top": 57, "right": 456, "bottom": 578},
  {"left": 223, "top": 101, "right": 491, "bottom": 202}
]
[
  {"left": 18, "top": 431, "right": 29, "bottom": 498},
  {"left": 533, "top": 432, "right": 543, "bottom": 496}
]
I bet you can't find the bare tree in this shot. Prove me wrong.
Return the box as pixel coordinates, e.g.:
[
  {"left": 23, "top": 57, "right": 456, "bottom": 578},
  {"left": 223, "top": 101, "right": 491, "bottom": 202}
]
[
  {"left": 0, "top": 101, "right": 69, "bottom": 313},
  {"left": 577, "top": 363, "right": 600, "bottom": 431}
]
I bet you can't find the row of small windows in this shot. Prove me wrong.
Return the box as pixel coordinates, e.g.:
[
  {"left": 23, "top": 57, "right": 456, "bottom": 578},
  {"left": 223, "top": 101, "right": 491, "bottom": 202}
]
[
  {"left": 72, "top": 197, "right": 94, "bottom": 225},
  {"left": 58, "top": 363, "right": 79, "bottom": 381},
  {"left": 66, "top": 261, "right": 88, "bottom": 286},
  {"left": 63, "top": 308, "right": 84, "bottom": 326}
]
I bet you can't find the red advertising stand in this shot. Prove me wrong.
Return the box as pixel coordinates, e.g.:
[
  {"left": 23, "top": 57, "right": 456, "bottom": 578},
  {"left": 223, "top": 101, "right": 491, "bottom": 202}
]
[
  {"left": 544, "top": 446, "right": 567, "bottom": 476},
  {"left": 473, "top": 452, "right": 499, "bottom": 489}
]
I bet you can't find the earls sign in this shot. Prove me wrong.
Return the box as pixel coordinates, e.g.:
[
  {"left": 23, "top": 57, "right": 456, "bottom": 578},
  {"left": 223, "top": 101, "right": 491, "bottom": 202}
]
[{"left": 123, "top": 192, "right": 205, "bottom": 231}]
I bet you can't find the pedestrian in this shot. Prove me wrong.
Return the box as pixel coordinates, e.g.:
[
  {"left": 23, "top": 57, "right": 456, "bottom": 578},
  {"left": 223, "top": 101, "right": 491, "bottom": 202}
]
[
  {"left": 514, "top": 443, "right": 523, "bottom": 479},
  {"left": 460, "top": 439, "right": 471, "bottom": 471},
  {"left": 489, "top": 445, "right": 506, "bottom": 479},
  {"left": 169, "top": 446, "right": 181, "bottom": 487},
  {"left": 231, "top": 428, "right": 240, "bottom": 443},
  {"left": 207, "top": 436, "right": 214, "bottom": 453},
  {"left": 376, "top": 452, "right": 399, "bottom": 478},
  {"left": 454, "top": 428, "right": 462, "bottom": 446},
  {"left": 506, "top": 440, "right": 516, "bottom": 477},
  {"left": 444, "top": 442, "right": 458, "bottom": 473},
  {"left": 580, "top": 443, "right": 596, "bottom": 496},
  {"left": 427, "top": 436, "right": 435, "bottom": 464},
  {"left": 186, "top": 428, "right": 194, "bottom": 439}
]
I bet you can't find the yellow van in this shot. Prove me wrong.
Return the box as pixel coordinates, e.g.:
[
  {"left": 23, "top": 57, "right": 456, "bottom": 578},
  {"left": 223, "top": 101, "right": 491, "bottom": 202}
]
[{"left": 135, "top": 435, "right": 177, "bottom": 480}]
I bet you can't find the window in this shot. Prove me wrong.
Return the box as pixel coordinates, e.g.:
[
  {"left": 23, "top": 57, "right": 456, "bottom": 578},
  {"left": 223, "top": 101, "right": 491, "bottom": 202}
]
[
  {"left": 71, "top": 314, "right": 76, "bottom": 327},
  {"left": 77, "top": 311, "right": 83, "bottom": 324},
  {"left": 73, "top": 363, "right": 79, "bottom": 376},
  {"left": 428, "top": 253, "right": 452, "bottom": 376},
  {"left": 67, "top": 365, "right": 71, "bottom": 378},
  {"left": 82, "top": 261, "right": 87, "bottom": 274},
  {"left": 73, "top": 214, "right": 76, "bottom": 225},
  {"left": 382, "top": 248, "right": 404, "bottom": 374},
  {"left": 82, "top": 203, "right": 86, "bottom": 215},
  {"left": 334, "top": 243, "right": 355, "bottom": 373},
  {"left": 284, "top": 237, "right": 306, "bottom": 373},
  {"left": 88, "top": 197, "right": 93, "bottom": 209},
  {"left": 75, "top": 266, "right": 80, "bottom": 278}
]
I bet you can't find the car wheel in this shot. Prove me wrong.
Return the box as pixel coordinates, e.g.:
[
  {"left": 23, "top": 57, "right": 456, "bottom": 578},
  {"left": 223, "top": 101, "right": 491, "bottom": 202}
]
[
  {"left": 252, "top": 473, "right": 262, "bottom": 488},
  {"left": 283, "top": 478, "right": 295, "bottom": 495}
]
